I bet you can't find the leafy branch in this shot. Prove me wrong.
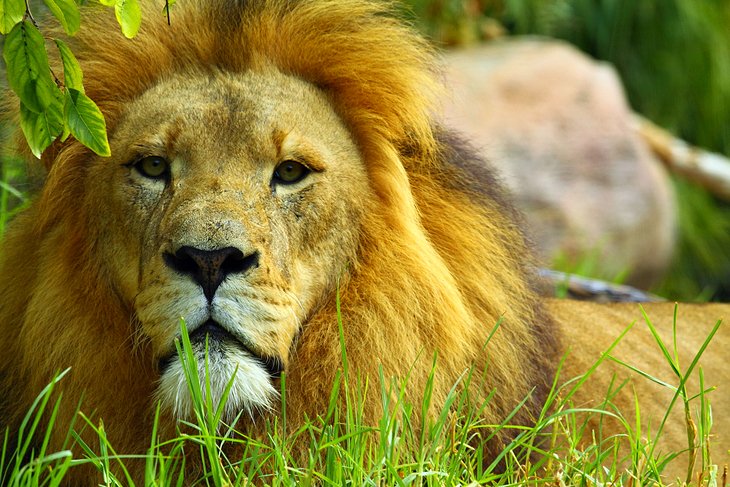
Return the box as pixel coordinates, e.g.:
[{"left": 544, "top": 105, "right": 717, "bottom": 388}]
[{"left": 0, "top": 0, "right": 153, "bottom": 158}]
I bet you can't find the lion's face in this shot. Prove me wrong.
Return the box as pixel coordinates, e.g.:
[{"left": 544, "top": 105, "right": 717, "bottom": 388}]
[{"left": 88, "top": 69, "right": 369, "bottom": 419}]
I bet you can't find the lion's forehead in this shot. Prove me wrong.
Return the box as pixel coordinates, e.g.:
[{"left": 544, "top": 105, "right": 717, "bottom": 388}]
[{"left": 114, "top": 69, "right": 351, "bottom": 161}]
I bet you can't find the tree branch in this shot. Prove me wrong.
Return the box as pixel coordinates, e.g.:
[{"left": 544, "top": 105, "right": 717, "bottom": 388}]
[{"left": 635, "top": 116, "right": 730, "bottom": 202}]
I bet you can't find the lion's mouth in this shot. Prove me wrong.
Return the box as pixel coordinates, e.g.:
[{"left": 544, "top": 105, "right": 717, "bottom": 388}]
[{"left": 157, "top": 319, "right": 283, "bottom": 379}]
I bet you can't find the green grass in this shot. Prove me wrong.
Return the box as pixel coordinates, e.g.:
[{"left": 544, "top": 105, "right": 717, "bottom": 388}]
[{"left": 1, "top": 307, "right": 723, "bottom": 486}]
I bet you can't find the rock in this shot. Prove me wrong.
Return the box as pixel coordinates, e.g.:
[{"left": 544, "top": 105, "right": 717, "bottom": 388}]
[{"left": 441, "top": 39, "right": 676, "bottom": 288}]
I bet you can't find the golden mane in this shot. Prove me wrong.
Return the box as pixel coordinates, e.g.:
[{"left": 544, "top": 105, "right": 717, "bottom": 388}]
[{"left": 0, "top": 0, "right": 560, "bottom": 482}]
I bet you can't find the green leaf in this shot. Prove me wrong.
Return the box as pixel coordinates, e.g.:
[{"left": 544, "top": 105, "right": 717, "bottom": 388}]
[
  {"left": 43, "top": 0, "right": 80, "bottom": 35},
  {"left": 0, "top": 0, "right": 25, "bottom": 34},
  {"left": 3, "top": 20, "right": 60, "bottom": 113},
  {"left": 19, "top": 99, "right": 64, "bottom": 158},
  {"left": 97, "top": 0, "right": 115, "bottom": 6},
  {"left": 64, "top": 89, "right": 110, "bottom": 157},
  {"left": 54, "top": 39, "right": 84, "bottom": 92},
  {"left": 161, "top": 0, "right": 176, "bottom": 17},
  {"left": 115, "top": 0, "right": 141, "bottom": 38}
]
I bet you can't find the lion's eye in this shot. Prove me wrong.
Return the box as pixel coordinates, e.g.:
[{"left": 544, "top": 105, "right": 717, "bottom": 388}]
[
  {"left": 134, "top": 156, "right": 169, "bottom": 180},
  {"left": 273, "top": 160, "right": 310, "bottom": 185}
]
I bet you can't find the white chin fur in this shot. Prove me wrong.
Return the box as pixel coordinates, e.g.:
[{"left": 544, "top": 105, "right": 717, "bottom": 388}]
[{"left": 155, "top": 343, "right": 278, "bottom": 423}]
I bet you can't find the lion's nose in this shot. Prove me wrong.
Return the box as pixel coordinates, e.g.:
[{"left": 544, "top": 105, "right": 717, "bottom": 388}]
[{"left": 163, "top": 246, "right": 259, "bottom": 301}]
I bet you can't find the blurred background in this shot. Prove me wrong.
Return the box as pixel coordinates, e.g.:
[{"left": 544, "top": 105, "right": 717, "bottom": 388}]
[
  {"left": 402, "top": 0, "right": 730, "bottom": 301},
  {"left": 2, "top": 0, "right": 730, "bottom": 301}
]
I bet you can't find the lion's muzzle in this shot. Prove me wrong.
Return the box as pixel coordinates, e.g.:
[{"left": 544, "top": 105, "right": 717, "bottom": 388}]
[
  {"left": 150, "top": 242, "right": 289, "bottom": 420},
  {"left": 163, "top": 246, "right": 260, "bottom": 301}
]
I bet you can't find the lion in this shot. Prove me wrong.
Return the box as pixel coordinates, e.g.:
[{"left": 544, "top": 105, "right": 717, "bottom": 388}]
[{"left": 0, "top": 0, "right": 728, "bottom": 484}]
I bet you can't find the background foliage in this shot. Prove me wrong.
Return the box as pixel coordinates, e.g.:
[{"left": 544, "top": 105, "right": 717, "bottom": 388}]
[{"left": 405, "top": 0, "right": 730, "bottom": 300}]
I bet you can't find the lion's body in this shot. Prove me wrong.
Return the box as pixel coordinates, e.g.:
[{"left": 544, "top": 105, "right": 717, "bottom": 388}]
[
  {"left": 552, "top": 300, "right": 730, "bottom": 479},
  {"left": 0, "top": 0, "right": 727, "bottom": 484}
]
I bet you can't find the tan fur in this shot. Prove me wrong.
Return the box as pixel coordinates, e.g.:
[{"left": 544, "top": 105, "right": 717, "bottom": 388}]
[
  {"left": 552, "top": 300, "right": 730, "bottom": 481},
  {"left": 0, "top": 1, "right": 727, "bottom": 484}
]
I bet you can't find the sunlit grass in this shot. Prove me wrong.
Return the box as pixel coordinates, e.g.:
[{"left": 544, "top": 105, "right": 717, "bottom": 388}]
[{"left": 1, "top": 304, "right": 722, "bottom": 486}]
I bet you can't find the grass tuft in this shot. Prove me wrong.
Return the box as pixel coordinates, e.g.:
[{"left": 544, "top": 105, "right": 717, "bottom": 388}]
[{"left": 1, "top": 308, "right": 724, "bottom": 485}]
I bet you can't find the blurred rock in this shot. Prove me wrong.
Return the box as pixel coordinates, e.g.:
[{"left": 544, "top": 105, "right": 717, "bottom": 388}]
[{"left": 441, "top": 39, "right": 676, "bottom": 288}]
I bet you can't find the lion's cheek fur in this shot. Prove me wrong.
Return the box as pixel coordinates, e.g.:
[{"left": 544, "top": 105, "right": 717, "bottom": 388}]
[
  {"left": 0, "top": 207, "right": 157, "bottom": 462},
  {"left": 279, "top": 190, "right": 553, "bottom": 453}
]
